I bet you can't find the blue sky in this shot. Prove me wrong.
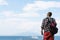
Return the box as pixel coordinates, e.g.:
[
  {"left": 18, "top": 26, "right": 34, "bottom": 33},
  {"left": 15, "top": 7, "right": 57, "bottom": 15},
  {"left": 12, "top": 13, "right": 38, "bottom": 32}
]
[{"left": 0, "top": 0, "right": 60, "bottom": 36}]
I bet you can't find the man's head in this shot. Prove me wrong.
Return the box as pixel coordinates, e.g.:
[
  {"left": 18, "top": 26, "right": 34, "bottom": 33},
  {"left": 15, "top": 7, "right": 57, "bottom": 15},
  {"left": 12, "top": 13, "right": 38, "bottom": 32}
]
[{"left": 47, "top": 12, "right": 52, "bottom": 17}]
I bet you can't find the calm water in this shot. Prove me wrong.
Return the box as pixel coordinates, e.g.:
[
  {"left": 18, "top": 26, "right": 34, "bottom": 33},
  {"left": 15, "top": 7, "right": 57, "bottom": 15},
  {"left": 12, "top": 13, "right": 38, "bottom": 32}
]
[{"left": 0, "top": 36, "right": 60, "bottom": 40}]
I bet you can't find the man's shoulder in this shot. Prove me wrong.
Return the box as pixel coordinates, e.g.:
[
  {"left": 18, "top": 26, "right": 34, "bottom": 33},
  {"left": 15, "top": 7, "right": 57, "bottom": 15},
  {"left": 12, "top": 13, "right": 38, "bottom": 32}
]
[
  {"left": 43, "top": 17, "right": 56, "bottom": 21},
  {"left": 43, "top": 17, "right": 55, "bottom": 21},
  {"left": 51, "top": 18, "right": 55, "bottom": 20},
  {"left": 42, "top": 18, "right": 48, "bottom": 21}
]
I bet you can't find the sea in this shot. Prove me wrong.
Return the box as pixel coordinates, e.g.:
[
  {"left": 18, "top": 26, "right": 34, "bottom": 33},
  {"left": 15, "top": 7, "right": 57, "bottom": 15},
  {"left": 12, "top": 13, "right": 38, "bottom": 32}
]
[{"left": 0, "top": 36, "right": 60, "bottom": 40}]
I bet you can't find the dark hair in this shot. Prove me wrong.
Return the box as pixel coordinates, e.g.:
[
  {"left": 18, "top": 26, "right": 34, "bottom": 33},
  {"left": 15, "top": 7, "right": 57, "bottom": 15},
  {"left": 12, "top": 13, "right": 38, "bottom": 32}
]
[{"left": 47, "top": 12, "right": 52, "bottom": 17}]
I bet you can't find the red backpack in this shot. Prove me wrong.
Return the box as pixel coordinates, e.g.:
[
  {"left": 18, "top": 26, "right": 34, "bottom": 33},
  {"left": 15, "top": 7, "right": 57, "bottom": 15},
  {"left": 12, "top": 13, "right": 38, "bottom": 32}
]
[{"left": 47, "top": 18, "right": 58, "bottom": 35}]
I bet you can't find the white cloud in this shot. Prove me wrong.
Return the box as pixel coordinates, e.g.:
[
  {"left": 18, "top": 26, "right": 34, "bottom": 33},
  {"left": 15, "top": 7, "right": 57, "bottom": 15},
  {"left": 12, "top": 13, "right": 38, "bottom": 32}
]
[
  {"left": 0, "top": 17, "right": 29, "bottom": 36},
  {"left": 19, "top": 12, "right": 40, "bottom": 17},
  {"left": 1, "top": 11, "right": 40, "bottom": 17},
  {"left": 2, "top": 11, "right": 15, "bottom": 17},
  {"left": 0, "top": 0, "right": 8, "bottom": 5},
  {"left": 0, "top": 11, "right": 41, "bottom": 36},
  {"left": 0, "top": 18, "right": 41, "bottom": 36},
  {"left": 23, "top": 1, "right": 60, "bottom": 11}
]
